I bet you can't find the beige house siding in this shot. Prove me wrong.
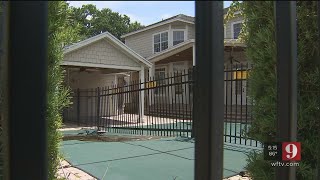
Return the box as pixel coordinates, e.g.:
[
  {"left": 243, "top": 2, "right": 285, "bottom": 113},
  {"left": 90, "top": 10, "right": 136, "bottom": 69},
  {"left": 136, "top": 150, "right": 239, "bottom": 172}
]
[
  {"left": 64, "top": 39, "right": 140, "bottom": 68},
  {"left": 66, "top": 70, "right": 115, "bottom": 90},
  {"left": 124, "top": 25, "right": 170, "bottom": 58},
  {"left": 225, "top": 16, "right": 244, "bottom": 39},
  {"left": 171, "top": 21, "right": 188, "bottom": 27},
  {"left": 123, "top": 15, "right": 244, "bottom": 58},
  {"left": 64, "top": 71, "right": 117, "bottom": 119},
  {"left": 124, "top": 21, "right": 194, "bottom": 58},
  {"left": 188, "top": 25, "right": 195, "bottom": 39}
]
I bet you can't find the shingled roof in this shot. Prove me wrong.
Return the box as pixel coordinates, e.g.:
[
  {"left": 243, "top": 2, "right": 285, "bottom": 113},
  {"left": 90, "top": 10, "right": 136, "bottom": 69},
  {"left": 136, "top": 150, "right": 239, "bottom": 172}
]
[{"left": 121, "top": 7, "right": 231, "bottom": 38}]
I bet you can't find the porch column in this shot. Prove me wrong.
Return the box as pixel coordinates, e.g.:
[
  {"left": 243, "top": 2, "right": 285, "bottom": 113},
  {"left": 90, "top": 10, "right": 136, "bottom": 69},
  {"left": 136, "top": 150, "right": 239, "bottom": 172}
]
[
  {"left": 139, "top": 66, "right": 145, "bottom": 123},
  {"left": 148, "top": 63, "right": 155, "bottom": 105},
  {"left": 193, "top": 44, "right": 196, "bottom": 66}
]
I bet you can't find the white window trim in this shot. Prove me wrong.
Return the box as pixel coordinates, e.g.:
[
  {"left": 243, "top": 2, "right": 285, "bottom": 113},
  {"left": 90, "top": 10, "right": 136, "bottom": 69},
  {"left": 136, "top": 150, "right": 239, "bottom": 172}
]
[
  {"left": 152, "top": 30, "right": 169, "bottom": 54},
  {"left": 152, "top": 27, "right": 187, "bottom": 54},
  {"left": 231, "top": 20, "right": 244, "bottom": 39}
]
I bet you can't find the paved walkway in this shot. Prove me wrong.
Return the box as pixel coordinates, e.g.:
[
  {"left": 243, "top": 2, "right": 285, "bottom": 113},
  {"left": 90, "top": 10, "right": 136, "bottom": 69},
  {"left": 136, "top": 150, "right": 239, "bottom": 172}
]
[
  {"left": 60, "top": 131, "right": 261, "bottom": 180},
  {"left": 57, "top": 160, "right": 97, "bottom": 180}
]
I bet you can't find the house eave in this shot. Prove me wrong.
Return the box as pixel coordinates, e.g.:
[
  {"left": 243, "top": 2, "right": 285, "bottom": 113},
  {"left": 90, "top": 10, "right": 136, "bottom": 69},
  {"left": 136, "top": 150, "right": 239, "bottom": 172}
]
[
  {"left": 147, "top": 39, "right": 195, "bottom": 63},
  {"left": 121, "top": 18, "right": 194, "bottom": 39},
  {"left": 63, "top": 32, "right": 152, "bottom": 68}
]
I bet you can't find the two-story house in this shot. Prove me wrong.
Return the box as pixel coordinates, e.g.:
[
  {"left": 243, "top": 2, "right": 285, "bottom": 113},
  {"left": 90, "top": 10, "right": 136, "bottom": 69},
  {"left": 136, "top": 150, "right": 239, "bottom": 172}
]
[
  {"left": 121, "top": 10, "right": 247, "bottom": 113},
  {"left": 121, "top": 11, "right": 246, "bottom": 81},
  {"left": 62, "top": 8, "right": 248, "bottom": 123}
]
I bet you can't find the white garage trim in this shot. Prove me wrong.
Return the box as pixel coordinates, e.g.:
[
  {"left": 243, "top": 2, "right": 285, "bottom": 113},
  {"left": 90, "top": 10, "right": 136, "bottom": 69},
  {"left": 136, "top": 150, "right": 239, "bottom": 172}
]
[{"left": 61, "top": 61, "right": 141, "bottom": 71}]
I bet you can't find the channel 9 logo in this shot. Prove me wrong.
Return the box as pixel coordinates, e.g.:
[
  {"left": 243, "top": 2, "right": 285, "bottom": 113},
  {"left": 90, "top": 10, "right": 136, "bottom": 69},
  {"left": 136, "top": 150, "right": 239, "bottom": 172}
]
[{"left": 264, "top": 142, "right": 301, "bottom": 161}]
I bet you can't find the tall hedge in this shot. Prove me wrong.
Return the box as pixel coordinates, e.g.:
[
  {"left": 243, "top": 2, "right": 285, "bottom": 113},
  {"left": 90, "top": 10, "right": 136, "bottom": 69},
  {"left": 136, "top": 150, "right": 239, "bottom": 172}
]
[
  {"left": 48, "top": 2, "right": 80, "bottom": 179},
  {"left": 227, "top": 1, "right": 320, "bottom": 179}
]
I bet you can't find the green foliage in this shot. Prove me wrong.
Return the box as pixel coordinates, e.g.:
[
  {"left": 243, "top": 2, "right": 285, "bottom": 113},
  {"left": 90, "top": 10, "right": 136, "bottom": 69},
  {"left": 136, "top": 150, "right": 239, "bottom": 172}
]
[
  {"left": 228, "top": 1, "right": 320, "bottom": 179},
  {"left": 48, "top": 1, "right": 80, "bottom": 179},
  {"left": 68, "top": 4, "right": 144, "bottom": 40}
]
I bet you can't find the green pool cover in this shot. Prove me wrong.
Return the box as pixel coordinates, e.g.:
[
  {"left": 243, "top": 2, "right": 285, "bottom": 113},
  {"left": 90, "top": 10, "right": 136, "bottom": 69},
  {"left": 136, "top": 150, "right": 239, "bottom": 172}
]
[{"left": 61, "top": 130, "right": 262, "bottom": 180}]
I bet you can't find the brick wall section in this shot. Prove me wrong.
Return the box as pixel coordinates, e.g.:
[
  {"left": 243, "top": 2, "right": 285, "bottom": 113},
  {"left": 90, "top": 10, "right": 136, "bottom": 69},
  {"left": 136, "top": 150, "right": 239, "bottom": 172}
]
[{"left": 64, "top": 39, "right": 140, "bottom": 68}]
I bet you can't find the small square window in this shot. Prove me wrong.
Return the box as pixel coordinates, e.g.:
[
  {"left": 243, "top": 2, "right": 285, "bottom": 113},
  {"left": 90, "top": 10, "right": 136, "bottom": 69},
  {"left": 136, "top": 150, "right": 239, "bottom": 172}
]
[
  {"left": 173, "top": 31, "right": 184, "bottom": 46},
  {"left": 155, "top": 68, "right": 166, "bottom": 95},
  {"left": 233, "top": 23, "right": 243, "bottom": 39}
]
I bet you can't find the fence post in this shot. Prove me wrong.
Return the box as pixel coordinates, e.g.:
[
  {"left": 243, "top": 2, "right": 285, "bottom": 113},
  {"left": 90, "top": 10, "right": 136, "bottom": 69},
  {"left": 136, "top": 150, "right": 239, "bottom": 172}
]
[
  {"left": 77, "top": 88, "right": 80, "bottom": 126},
  {"left": 275, "top": 1, "right": 298, "bottom": 180},
  {"left": 7, "top": 2, "right": 48, "bottom": 179},
  {"left": 191, "top": 66, "right": 195, "bottom": 138},
  {"left": 194, "top": 1, "right": 224, "bottom": 179},
  {"left": 318, "top": 2, "right": 320, "bottom": 179},
  {"left": 97, "top": 87, "right": 101, "bottom": 131},
  {"left": 318, "top": 1, "right": 320, "bottom": 49}
]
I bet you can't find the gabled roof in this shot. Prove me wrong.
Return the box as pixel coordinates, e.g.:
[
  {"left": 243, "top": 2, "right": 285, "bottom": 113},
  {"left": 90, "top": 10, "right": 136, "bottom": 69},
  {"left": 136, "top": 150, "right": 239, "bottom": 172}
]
[
  {"left": 121, "top": 8, "right": 231, "bottom": 39},
  {"left": 121, "top": 14, "right": 194, "bottom": 38},
  {"left": 63, "top": 32, "right": 152, "bottom": 68}
]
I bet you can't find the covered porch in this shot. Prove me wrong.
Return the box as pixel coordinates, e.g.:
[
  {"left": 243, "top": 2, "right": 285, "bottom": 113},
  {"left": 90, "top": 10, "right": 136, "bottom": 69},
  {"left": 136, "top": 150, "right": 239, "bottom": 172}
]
[
  {"left": 141, "top": 39, "right": 249, "bottom": 119},
  {"left": 61, "top": 32, "right": 152, "bottom": 125}
]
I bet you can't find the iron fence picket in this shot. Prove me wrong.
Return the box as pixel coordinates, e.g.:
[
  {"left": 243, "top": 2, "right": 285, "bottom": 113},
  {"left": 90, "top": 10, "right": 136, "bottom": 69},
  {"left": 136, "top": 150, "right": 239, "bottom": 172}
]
[
  {"left": 235, "top": 64, "right": 238, "bottom": 143},
  {"left": 169, "top": 73, "right": 174, "bottom": 136},
  {"left": 224, "top": 69, "right": 228, "bottom": 143},
  {"left": 62, "top": 64, "right": 261, "bottom": 147},
  {"left": 240, "top": 64, "right": 243, "bottom": 144}
]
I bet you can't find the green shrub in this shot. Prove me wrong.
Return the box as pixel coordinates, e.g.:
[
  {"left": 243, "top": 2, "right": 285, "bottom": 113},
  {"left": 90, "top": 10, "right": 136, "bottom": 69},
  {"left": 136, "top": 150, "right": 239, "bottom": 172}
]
[
  {"left": 227, "top": 1, "right": 320, "bottom": 179},
  {"left": 47, "top": 2, "right": 80, "bottom": 179}
]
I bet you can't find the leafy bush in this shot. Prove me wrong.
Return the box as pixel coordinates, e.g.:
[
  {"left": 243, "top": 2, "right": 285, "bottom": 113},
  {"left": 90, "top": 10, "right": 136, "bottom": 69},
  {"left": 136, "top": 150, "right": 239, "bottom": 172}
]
[
  {"left": 47, "top": 2, "right": 80, "bottom": 179},
  {"left": 227, "top": 1, "right": 320, "bottom": 179}
]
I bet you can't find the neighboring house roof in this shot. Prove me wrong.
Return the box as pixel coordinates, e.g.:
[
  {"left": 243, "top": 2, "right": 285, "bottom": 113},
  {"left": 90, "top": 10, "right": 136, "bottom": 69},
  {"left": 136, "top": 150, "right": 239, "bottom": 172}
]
[
  {"left": 121, "top": 8, "right": 231, "bottom": 39},
  {"left": 63, "top": 32, "right": 152, "bottom": 68},
  {"left": 147, "top": 39, "right": 195, "bottom": 62}
]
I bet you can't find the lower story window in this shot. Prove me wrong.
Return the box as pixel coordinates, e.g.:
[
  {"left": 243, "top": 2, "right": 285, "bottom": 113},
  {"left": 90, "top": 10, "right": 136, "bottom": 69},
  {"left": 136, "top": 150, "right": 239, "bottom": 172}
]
[
  {"left": 174, "top": 71, "right": 183, "bottom": 95},
  {"left": 236, "top": 80, "right": 242, "bottom": 95},
  {"left": 155, "top": 68, "right": 166, "bottom": 95}
]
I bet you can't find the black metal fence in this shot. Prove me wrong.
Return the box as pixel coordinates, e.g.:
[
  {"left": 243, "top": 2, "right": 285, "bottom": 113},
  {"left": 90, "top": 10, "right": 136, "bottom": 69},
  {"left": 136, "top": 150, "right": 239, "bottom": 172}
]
[{"left": 63, "top": 63, "right": 259, "bottom": 146}]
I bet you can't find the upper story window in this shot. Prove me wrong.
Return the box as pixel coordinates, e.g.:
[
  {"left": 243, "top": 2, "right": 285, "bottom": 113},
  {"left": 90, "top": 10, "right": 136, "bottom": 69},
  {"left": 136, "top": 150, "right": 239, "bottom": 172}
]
[
  {"left": 154, "top": 32, "right": 168, "bottom": 53},
  {"left": 232, "top": 22, "right": 243, "bottom": 39},
  {"left": 173, "top": 31, "right": 184, "bottom": 46}
]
